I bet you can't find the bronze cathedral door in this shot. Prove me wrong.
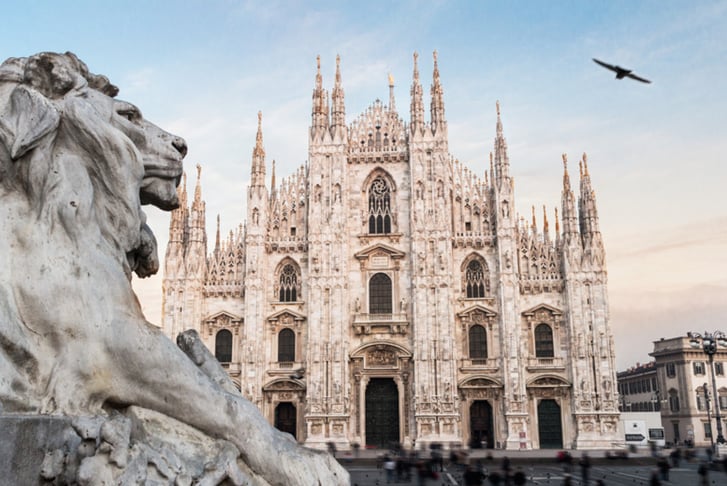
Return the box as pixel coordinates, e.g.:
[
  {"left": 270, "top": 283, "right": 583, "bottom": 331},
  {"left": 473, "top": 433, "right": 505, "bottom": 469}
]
[
  {"left": 469, "top": 400, "right": 493, "bottom": 448},
  {"left": 365, "top": 378, "right": 399, "bottom": 448},
  {"left": 537, "top": 399, "right": 563, "bottom": 448},
  {"left": 274, "top": 402, "right": 297, "bottom": 440}
]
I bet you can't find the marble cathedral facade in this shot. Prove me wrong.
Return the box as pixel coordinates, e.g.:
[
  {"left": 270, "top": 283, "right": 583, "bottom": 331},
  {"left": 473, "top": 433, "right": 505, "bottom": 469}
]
[{"left": 162, "top": 53, "right": 620, "bottom": 451}]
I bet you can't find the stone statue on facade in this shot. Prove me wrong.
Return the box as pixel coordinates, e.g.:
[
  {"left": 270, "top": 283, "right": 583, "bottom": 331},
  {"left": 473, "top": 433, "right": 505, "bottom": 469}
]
[{"left": 0, "top": 52, "right": 347, "bottom": 485}]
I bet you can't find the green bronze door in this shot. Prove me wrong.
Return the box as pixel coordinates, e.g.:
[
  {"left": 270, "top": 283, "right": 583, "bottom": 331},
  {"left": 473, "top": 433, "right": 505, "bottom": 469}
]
[
  {"left": 537, "top": 399, "right": 563, "bottom": 448},
  {"left": 365, "top": 378, "right": 399, "bottom": 448}
]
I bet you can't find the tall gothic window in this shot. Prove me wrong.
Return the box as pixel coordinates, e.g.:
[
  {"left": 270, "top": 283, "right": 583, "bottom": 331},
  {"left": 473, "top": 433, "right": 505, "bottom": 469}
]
[
  {"left": 465, "top": 260, "right": 489, "bottom": 298},
  {"left": 278, "top": 328, "right": 295, "bottom": 363},
  {"left": 278, "top": 263, "right": 298, "bottom": 302},
  {"left": 369, "top": 273, "right": 392, "bottom": 314},
  {"left": 215, "top": 329, "right": 232, "bottom": 363},
  {"left": 534, "top": 324, "right": 554, "bottom": 358},
  {"left": 368, "top": 177, "right": 392, "bottom": 234},
  {"left": 469, "top": 325, "right": 487, "bottom": 359}
]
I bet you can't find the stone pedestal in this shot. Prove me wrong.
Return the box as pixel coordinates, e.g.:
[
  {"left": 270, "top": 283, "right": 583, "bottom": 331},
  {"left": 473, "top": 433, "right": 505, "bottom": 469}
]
[{"left": 0, "top": 415, "right": 80, "bottom": 486}]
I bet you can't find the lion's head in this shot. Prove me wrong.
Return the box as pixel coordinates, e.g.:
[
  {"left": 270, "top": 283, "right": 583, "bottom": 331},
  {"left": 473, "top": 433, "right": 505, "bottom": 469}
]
[{"left": 0, "top": 52, "right": 186, "bottom": 278}]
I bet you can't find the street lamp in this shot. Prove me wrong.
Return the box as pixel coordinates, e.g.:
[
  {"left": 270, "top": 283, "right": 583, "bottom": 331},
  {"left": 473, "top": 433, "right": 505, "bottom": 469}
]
[
  {"left": 703, "top": 383, "right": 715, "bottom": 451},
  {"left": 688, "top": 331, "right": 727, "bottom": 445}
]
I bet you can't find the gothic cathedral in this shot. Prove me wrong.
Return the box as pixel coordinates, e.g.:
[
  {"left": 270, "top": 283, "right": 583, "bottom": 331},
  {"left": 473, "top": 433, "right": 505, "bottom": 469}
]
[{"left": 162, "top": 52, "right": 620, "bottom": 451}]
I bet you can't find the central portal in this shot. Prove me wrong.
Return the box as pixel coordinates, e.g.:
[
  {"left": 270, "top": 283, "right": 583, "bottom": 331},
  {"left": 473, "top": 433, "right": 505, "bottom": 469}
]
[
  {"left": 365, "top": 378, "right": 399, "bottom": 448},
  {"left": 469, "top": 400, "right": 493, "bottom": 448}
]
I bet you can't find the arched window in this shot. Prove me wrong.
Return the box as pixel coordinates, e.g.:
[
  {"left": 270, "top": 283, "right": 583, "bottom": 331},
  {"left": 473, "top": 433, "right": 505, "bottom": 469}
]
[
  {"left": 278, "top": 263, "right": 299, "bottom": 302},
  {"left": 369, "top": 273, "right": 392, "bottom": 314},
  {"left": 278, "top": 328, "right": 295, "bottom": 363},
  {"left": 469, "top": 325, "right": 487, "bottom": 359},
  {"left": 215, "top": 329, "right": 232, "bottom": 363},
  {"left": 534, "top": 324, "right": 554, "bottom": 358},
  {"left": 368, "top": 177, "right": 392, "bottom": 234},
  {"left": 465, "top": 260, "right": 489, "bottom": 298}
]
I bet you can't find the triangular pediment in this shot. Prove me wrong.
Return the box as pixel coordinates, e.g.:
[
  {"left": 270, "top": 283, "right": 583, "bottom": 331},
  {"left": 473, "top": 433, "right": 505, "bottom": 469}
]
[
  {"left": 521, "top": 303, "right": 562, "bottom": 317},
  {"left": 203, "top": 311, "right": 243, "bottom": 324},
  {"left": 266, "top": 309, "right": 306, "bottom": 322},
  {"left": 457, "top": 304, "right": 498, "bottom": 318},
  {"left": 354, "top": 243, "right": 406, "bottom": 261}
]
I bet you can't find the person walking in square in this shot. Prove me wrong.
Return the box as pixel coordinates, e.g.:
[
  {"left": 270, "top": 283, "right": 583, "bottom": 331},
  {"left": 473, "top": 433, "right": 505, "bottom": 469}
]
[{"left": 579, "top": 452, "right": 591, "bottom": 484}]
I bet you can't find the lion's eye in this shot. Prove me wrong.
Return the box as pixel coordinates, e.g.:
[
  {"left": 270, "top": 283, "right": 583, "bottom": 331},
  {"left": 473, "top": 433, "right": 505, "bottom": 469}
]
[{"left": 117, "top": 109, "right": 139, "bottom": 123}]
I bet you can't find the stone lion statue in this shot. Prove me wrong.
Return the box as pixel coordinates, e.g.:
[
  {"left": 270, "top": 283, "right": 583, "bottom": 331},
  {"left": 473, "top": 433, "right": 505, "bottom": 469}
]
[{"left": 0, "top": 52, "right": 347, "bottom": 485}]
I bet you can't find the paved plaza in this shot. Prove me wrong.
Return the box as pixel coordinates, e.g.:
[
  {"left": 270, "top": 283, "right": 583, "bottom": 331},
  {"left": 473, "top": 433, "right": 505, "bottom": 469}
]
[{"left": 339, "top": 448, "right": 727, "bottom": 485}]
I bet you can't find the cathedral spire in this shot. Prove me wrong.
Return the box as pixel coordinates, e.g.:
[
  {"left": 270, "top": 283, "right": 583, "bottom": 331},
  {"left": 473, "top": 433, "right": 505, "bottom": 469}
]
[
  {"left": 388, "top": 72, "right": 396, "bottom": 113},
  {"left": 578, "top": 152, "right": 601, "bottom": 241},
  {"left": 311, "top": 55, "right": 329, "bottom": 136},
  {"left": 430, "top": 50, "right": 446, "bottom": 132},
  {"left": 560, "top": 153, "right": 579, "bottom": 243},
  {"left": 410, "top": 51, "right": 425, "bottom": 134},
  {"left": 192, "top": 164, "right": 203, "bottom": 210},
  {"left": 188, "top": 164, "right": 206, "bottom": 249},
  {"left": 169, "top": 171, "right": 188, "bottom": 244},
  {"left": 330, "top": 54, "right": 346, "bottom": 133},
  {"left": 493, "top": 101, "right": 511, "bottom": 187},
  {"left": 489, "top": 152, "right": 495, "bottom": 189},
  {"left": 251, "top": 111, "right": 266, "bottom": 187},
  {"left": 270, "top": 159, "right": 276, "bottom": 198},
  {"left": 543, "top": 205, "right": 550, "bottom": 242},
  {"left": 214, "top": 214, "right": 221, "bottom": 258}
]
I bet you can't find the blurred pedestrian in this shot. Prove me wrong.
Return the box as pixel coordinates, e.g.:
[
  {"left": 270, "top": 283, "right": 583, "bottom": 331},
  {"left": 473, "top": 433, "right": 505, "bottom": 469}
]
[
  {"left": 649, "top": 468, "right": 661, "bottom": 486},
  {"left": 657, "top": 455, "right": 670, "bottom": 481},
  {"left": 464, "top": 464, "right": 485, "bottom": 486},
  {"left": 579, "top": 452, "right": 591, "bottom": 484},
  {"left": 501, "top": 456, "right": 511, "bottom": 485},
  {"left": 698, "top": 461, "right": 709, "bottom": 485},
  {"left": 384, "top": 455, "right": 395, "bottom": 484}
]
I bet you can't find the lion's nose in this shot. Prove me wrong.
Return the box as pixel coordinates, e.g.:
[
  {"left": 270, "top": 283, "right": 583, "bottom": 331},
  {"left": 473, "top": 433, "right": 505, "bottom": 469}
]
[{"left": 172, "top": 137, "right": 188, "bottom": 158}]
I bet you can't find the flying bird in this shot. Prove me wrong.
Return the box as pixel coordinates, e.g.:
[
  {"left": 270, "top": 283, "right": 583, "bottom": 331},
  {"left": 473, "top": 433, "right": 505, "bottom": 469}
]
[{"left": 593, "top": 58, "right": 651, "bottom": 84}]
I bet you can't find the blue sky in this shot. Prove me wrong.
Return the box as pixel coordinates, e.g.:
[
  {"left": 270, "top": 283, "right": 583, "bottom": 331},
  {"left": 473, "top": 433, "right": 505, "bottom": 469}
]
[{"left": 4, "top": 1, "right": 726, "bottom": 369}]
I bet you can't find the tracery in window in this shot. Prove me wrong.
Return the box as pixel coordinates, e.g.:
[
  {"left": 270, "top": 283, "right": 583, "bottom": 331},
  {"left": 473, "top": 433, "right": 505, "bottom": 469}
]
[
  {"left": 278, "top": 263, "right": 299, "bottom": 302},
  {"left": 368, "top": 177, "right": 392, "bottom": 234},
  {"left": 464, "top": 260, "right": 489, "bottom": 298}
]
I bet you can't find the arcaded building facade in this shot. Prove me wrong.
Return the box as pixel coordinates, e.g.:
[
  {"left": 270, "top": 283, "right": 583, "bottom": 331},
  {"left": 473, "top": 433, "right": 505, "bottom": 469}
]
[{"left": 161, "top": 53, "right": 620, "bottom": 451}]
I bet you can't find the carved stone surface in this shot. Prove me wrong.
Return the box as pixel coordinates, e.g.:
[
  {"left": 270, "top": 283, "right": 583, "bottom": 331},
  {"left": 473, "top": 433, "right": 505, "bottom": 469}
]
[{"left": 0, "top": 52, "right": 347, "bottom": 485}]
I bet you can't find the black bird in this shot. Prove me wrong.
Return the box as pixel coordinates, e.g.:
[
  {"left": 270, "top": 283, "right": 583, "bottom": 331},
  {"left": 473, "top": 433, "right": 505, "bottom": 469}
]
[
  {"left": 289, "top": 368, "right": 305, "bottom": 380},
  {"left": 593, "top": 58, "right": 651, "bottom": 83}
]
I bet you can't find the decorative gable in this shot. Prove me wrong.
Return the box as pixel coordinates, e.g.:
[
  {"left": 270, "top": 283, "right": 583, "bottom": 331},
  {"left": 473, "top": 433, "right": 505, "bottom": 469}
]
[{"left": 202, "top": 311, "right": 243, "bottom": 337}]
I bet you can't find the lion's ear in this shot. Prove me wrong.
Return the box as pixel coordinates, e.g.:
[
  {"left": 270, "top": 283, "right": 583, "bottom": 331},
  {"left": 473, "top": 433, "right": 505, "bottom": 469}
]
[{"left": 7, "top": 84, "right": 60, "bottom": 160}]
